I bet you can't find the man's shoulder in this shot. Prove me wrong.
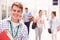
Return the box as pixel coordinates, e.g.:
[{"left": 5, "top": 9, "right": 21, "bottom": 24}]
[
  {"left": 0, "top": 18, "right": 9, "bottom": 25},
  {"left": 0, "top": 18, "right": 9, "bottom": 31},
  {"left": 2, "top": 18, "right": 9, "bottom": 23}
]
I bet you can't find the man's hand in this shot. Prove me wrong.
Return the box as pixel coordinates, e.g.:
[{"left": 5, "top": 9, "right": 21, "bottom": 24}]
[{"left": 28, "top": 16, "right": 33, "bottom": 22}]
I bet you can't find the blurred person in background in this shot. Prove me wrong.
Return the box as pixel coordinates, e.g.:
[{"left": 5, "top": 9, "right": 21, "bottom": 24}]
[
  {"left": 32, "top": 10, "right": 45, "bottom": 40},
  {"left": 49, "top": 11, "right": 59, "bottom": 40},
  {"left": 23, "top": 7, "right": 33, "bottom": 34}
]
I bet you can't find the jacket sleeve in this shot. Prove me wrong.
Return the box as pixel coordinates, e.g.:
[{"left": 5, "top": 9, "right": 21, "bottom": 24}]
[
  {"left": 22, "top": 24, "right": 28, "bottom": 40},
  {"left": 0, "top": 20, "right": 2, "bottom": 33}
]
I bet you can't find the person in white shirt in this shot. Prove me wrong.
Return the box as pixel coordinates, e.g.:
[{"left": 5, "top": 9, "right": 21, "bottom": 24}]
[
  {"left": 0, "top": 2, "right": 28, "bottom": 40},
  {"left": 33, "top": 10, "right": 45, "bottom": 40},
  {"left": 50, "top": 11, "right": 59, "bottom": 40}
]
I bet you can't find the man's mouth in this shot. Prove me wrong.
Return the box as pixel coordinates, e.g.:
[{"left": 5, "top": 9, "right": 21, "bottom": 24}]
[{"left": 14, "top": 14, "right": 18, "bottom": 17}]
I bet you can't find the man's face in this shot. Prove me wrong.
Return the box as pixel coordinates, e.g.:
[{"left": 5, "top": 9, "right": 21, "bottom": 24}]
[
  {"left": 11, "top": 6, "right": 22, "bottom": 20},
  {"left": 25, "top": 9, "right": 28, "bottom": 13}
]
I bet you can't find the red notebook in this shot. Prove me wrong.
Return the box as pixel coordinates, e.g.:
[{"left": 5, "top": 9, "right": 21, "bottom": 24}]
[{"left": 0, "top": 31, "right": 10, "bottom": 40}]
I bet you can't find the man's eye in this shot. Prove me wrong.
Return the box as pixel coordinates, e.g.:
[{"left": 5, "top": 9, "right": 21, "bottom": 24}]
[
  {"left": 13, "top": 10, "right": 16, "bottom": 12},
  {"left": 17, "top": 10, "right": 20, "bottom": 12}
]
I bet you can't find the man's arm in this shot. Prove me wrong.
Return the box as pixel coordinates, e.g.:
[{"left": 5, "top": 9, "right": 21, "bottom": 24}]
[{"left": 0, "top": 20, "right": 2, "bottom": 33}]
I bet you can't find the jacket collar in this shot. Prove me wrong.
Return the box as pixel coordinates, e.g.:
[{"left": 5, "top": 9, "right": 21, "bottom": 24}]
[{"left": 7, "top": 16, "right": 22, "bottom": 27}]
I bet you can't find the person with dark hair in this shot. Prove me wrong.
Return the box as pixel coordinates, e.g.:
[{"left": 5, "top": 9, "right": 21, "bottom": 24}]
[
  {"left": 49, "top": 11, "right": 59, "bottom": 40},
  {"left": 52, "top": 11, "right": 56, "bottom": 16},
  {"left": 23, "top": 7, "right": 32, "bottom": 34},
  {"left": 32, "top": 10, "right": 46, "bottom": 40},
  {"left": 0, "top": 2, "right": 28, "bottom": 40}
]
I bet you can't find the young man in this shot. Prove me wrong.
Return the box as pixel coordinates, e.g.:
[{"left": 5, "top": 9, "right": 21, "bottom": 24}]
[
  {"left": 23, "top": 7, "right": 32, "bottom": 34},
  {"left": 0, "top": 2, "right": 28, "bottom": 40}
]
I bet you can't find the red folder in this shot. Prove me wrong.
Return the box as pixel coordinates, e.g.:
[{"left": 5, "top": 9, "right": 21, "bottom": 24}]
[{"left": 0, "top": 31, "right": 10, "bottom": 40}]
